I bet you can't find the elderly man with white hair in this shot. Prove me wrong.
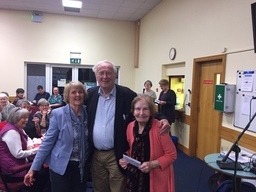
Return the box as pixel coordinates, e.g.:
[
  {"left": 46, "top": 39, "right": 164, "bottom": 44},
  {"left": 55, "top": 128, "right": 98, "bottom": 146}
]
[{"left": 0, "top": 93, "right": 15, "bottom": 121}]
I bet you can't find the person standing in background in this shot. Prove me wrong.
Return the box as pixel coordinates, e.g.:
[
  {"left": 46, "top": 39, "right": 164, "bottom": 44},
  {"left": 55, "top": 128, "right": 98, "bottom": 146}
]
[
  {"left": 143, "top": 80, "right": 157, "bottom": 101},
  {"left": 119, "top": 95, "right": 177, "bottom": 192},
  {"left": 13, "top": 88, "right": 25, "bottom": 106},
  {"left": 85, "top": 60, "right": 171, "bottom": 192},
  {"left": 32, "top": 85, "right": 50, "bottom": 106},
  {"left": 157, "top": 79, "right": 176, "bottom": 125},
  {"left": 48, "top": 87, "right": 63, "bottom": 110}
]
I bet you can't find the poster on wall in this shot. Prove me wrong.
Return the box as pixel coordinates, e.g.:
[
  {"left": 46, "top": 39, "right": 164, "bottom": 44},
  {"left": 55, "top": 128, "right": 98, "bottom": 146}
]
[
  {"left": 57, "top": 79, "right": 66, "bottom": 87},
  {"left": 84, "top": 82, "right": 97, "bottom": 90}
]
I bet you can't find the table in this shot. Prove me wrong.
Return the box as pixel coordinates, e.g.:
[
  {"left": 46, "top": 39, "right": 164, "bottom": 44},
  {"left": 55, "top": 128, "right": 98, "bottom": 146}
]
[{"left": 204, "top": 153, "right": 256, "bottom": 192}]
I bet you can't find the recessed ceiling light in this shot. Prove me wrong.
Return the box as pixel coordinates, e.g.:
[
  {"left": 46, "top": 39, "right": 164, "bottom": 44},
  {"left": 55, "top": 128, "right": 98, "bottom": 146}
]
[{"left": 62, "top": 0, "right": 82, "bottom": 9}]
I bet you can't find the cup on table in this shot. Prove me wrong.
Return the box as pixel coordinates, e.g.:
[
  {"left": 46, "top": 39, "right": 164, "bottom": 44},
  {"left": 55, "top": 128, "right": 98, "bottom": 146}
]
[{"left": 33, "top": 138, "right": 42, "bottom": 148}]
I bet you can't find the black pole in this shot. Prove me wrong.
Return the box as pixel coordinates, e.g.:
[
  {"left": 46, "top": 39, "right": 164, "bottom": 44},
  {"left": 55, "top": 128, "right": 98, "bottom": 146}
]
[
  {"left": 221, "top": 111, "right": 256, "bottom": 163},
  {"left": 220, "top": 111, "right": 256, "bottom": 192}
]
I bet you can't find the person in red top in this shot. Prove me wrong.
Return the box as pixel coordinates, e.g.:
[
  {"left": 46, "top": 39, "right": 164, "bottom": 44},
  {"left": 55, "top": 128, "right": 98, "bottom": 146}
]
[{"left": 119, "top": 95, "right": 177, "bottom": 192}]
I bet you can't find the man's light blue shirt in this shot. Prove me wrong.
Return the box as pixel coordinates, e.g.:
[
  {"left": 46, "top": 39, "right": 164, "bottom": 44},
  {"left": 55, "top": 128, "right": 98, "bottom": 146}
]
[{"left": 93, "top": 86, "right": 116, "bottom": 150}]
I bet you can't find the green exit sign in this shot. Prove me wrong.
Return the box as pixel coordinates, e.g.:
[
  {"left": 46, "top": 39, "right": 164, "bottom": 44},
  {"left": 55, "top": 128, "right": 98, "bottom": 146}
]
[{"left": 70, "top": 58, "right": 81, "bottom": 64}]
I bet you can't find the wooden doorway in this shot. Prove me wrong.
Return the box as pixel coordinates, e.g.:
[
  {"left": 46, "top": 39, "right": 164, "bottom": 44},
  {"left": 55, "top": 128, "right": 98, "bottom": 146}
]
[{"left": 189, "top": 54, "right": 226, "bottom": 160}]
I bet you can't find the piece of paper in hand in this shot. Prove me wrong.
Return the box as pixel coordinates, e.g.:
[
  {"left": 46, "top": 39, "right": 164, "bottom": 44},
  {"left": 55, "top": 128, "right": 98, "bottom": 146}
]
[{"left": 123, "top": 154, "right": 141, "bottom": 168}]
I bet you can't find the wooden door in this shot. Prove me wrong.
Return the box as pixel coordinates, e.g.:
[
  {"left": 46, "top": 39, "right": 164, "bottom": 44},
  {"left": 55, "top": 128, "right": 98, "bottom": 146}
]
[
  {"left": 196, "top": 62, "right": 223, "bottom": 159},
  {"left": 189, "top": 54, "right": 226, "bottom": 160}
]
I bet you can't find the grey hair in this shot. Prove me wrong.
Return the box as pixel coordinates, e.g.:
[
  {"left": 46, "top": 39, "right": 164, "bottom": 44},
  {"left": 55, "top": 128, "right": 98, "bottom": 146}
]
[
  {"left": 16, "top": 99, "right": 30, "bottom": 107},
  {"left": 92, "top": 60, "right": 117, "bottom": 74},
  {"left": 37, "top": 98, "right": 50, "bottom": 106},
  {"left": 7, "top": 107, "right": 30, "bottom": 124}
]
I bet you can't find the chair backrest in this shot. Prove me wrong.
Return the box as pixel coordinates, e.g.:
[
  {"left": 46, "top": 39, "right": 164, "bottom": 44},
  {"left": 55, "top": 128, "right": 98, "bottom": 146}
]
[
  {"left": 0, "top": 163, "right": 31, "bottom": 192},
  {"left": 0, "top": 176, "right": 26, "bottom": 192},
  {"left": 0, "top": 121, "right": 7, "bottom": 131}
]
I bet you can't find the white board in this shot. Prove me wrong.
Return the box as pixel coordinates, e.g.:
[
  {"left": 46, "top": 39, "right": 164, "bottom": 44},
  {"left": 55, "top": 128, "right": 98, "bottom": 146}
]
[{"left": 233, "top": 70, "right": 256, "bottom": 132}]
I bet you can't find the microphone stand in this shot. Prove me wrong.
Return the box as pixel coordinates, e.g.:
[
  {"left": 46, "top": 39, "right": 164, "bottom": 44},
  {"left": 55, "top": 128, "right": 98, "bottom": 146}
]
[{"left": 220, "top": 111, "right": 256, "bottom": 192}]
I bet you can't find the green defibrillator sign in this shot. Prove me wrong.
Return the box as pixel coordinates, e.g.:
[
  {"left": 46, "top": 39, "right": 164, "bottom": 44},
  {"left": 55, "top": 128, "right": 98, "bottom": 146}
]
[
  {"left": 214, "top": 84, "right": 235, "bottom": 113},
  {"left": 214, "top": 84, "right": 225, "bottom": 111}
]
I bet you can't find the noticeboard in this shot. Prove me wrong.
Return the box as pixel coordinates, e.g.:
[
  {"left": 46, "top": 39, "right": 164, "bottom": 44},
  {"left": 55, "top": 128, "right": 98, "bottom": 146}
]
[{"left": 233, "top": 70, "right": 256, "bottom": 132}]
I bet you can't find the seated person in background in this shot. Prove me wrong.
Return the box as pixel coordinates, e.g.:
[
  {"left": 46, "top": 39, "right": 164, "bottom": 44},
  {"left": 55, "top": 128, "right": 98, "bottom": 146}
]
[
  {"left": 0, "top": 107, "right": 38, "bottom": 177},
  {"left": 0, "top": 105, "right": 2, "bottom": 123},
  {"left": 48, "top": 87, "right": 62, "bottom": 109},
  {"left": 143, "top": 80, "right": 157, "bottom": 101},
  {"left": 0, "top": 93, "right": 15, "bottom": 121},
  {"left": 0, "top": 91, "right": 9, "bottom": 97},
  {"left": 16, "top": 99, "right": 41, "bottom": 139},
  {"left": 119, "top": 95, "right": 177, "bottom": 192},
  {"left": 32, "top": 85, "right": 50, "bottom": 106},
  {"left": 0, "top": 107, "right": 51, "bottom": 192},
  {"left": 13, "top": 88, "right": 25, "bottom": 106},
  {"left": 34, "top": 98, "right": 51, "bottom": 137}
]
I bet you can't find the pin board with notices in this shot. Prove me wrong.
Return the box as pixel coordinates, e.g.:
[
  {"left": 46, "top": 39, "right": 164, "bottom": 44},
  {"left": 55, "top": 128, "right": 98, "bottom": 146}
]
[{"left": 233, "top": 70, "right": 256, "bottom": 132}]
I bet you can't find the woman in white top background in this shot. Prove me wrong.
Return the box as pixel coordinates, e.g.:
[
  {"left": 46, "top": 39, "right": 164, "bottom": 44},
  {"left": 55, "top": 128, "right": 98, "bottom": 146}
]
[
  {"left": 0, "top": 107, "right": 51, "bottom": 192},
  {"left": 0, "top": 93, "right": 15, "bottom": 121},
  {"left": 143, "top": 80, "right": 157, "bottom": 101}
]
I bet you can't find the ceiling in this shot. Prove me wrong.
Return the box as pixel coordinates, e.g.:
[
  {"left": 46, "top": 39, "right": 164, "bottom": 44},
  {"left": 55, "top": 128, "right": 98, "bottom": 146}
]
[{"left": 0, "top": 0, "right": 162, "bottom": 21}]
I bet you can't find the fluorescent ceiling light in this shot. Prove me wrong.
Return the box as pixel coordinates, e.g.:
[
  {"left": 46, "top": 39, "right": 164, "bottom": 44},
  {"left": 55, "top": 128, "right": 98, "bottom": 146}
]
[{"left": 62, "top": 0, "right": 82, "bottom": 8}]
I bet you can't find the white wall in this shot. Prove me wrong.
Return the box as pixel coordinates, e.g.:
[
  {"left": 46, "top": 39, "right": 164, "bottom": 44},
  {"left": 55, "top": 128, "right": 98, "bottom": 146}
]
[
  {"left": 137, "top": 0, "right": 256, "bottom": 147},
  {"left": 0, "top": 9, "right": 136, "bottom": 95},
  {"left": 1, "top": 0, "right": 256, "bottom": 149}
]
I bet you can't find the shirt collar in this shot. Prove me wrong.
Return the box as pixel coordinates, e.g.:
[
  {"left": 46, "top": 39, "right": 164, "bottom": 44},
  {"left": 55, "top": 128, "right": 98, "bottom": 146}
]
[{"left": 98, "top": 85, "right": 116, "bottom": 98}]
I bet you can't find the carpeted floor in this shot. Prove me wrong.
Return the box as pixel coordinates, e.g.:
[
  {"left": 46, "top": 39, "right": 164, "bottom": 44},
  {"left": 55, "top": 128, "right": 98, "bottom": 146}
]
[
  {"left": 173, "top": 149, "right": 215, "bottom": 192},
  {"left": 86, "top": 149, "right": 215, "bottom": 192}
]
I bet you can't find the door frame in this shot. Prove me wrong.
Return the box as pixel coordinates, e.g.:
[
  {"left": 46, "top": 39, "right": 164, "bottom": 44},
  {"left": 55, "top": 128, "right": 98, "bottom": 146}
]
[{"left": 189, "top": 54, "right": 226, "bottom": 157}]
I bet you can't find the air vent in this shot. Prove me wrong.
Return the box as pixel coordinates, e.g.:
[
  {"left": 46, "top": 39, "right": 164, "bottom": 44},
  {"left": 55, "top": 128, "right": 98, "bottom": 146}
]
[{"left": 64, "top": 7, "right": 80, "bottom": 13}]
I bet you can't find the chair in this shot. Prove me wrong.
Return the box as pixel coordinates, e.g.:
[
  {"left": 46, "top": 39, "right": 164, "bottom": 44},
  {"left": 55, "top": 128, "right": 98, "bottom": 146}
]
[
  {"left": 216, "top": 180, "right": 256, "bottom": 192},
  {"left": 0, "top": 121, "right": 7, "bottom": 131},
  {"left": 30, "top": 106, "right": 39, "bottom": 116},
  {"left": 0, "top": 162, "right": 32, "bottom": 192}
]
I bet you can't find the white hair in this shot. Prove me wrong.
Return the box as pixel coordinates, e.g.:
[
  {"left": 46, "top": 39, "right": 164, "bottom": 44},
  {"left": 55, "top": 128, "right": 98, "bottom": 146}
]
[
  {"left": 92, "top": 60, "right": 117, "bottom": 74},
  {"left": 0, "top": 93, "right": 8, "bottom": 99}
]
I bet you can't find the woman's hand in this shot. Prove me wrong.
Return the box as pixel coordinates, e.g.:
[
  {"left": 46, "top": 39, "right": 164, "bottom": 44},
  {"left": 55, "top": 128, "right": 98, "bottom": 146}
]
[
  {"left": 159, "top": 100, "right": 166, "bottom": 105},
  {"left": 32, "top": 117, "right": 40, "bottom": 125},
  {"left": 27, "top": 146, "right": 33, "bottom": 150},
  {"left": 139, "top": 161, "right": 159, "bottom": 173},
  {"left": 139, "top": 161, "right": 152, "bottom": 173},
  {"left": 119, "top": 158, "right": 128, "bottom": 169},
  {"left": 23, "top": 170, "right": 36, "bottom": 187},
  {"left": 42, "top": 109, "right": 48, "bottom": 116}
]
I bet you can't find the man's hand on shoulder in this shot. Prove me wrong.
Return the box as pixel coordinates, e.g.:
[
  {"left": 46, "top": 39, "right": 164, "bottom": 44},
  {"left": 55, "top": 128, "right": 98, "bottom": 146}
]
[{"left": 158, "top": 119, "right": 171, "bottom": 135}]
